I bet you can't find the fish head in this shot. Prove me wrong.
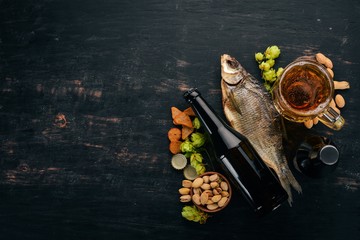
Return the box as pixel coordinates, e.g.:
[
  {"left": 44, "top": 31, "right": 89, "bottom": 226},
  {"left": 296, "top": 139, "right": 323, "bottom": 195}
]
[{"left": 221, "top": 54, "right": 248, "bottom": 86}]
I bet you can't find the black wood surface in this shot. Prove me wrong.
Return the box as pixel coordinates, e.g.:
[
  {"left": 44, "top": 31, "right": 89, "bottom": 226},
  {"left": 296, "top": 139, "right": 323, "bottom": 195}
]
[{"left": 1, "top": 0, "right": 359, "bottom": 239}]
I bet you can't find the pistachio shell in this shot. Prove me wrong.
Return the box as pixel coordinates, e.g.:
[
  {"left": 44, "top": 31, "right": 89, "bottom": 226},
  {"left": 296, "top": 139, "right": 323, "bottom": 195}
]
[
  {"left": 192, "top": 177, "right": 204, "bottom": 188},
  {"left": 210, "top": 181, "right": 219, "bottom": 189},
  {"left": 202, "top": 175, "right": 210, "bottom": 183},
  {"left": 200, "top": 191, "right": 209, "bottom": 205},
  {"left": 182, "top": 180, "right": 192, "bottom": 188},
  {"left": 209, "top": 174, "right": 219, "bottom": 182},
  {"left": 220, "top": 181, "right": 228, "bottom": 191},
  {"left": 207, "top": 204, "right": 219, "bottom": 210},
  {"left": 192, "top": 194, "right": 201, "bottom": 205},
  {"left": 180, "top": 195, "right": 191, "bottom": 203},
  {"left": 218, "top": 197, "right": 228, "bottom": 207},
  {"left": 192, "top": 187, "right": 201, "bottom": 195},
  {"left": 212, "top": 195, "right": 222, "bottom": 203},
  {"left": 200, "top": 183, "right": 211, "bottom": 190},
  {"left": 203, "top": 189, "right": 213, "bottom": 197},
  {"left": 221, "top": 191, "right": 229, "bottom": 197},
  {"left": 178, "top": 187, "right": 190, "bottom": 195},
  {"left": 206, "top": 199, "right": 214, "bottom": 205}
]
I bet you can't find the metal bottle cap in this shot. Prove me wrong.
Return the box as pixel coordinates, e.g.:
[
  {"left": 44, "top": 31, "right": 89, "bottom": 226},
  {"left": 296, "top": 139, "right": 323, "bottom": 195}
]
[{"left": 319, "top": 145, "right": 339, "bottom": 165}]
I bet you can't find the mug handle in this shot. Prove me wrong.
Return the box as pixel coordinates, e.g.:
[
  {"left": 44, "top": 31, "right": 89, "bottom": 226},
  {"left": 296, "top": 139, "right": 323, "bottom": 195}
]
[{"left": 318, "top": 107, "right": 345, "bottom": 130}]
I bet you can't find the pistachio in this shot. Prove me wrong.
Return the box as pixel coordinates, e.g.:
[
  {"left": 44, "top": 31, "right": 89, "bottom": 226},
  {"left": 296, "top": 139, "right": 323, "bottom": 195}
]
[
  {"left": 207, "top": 204, "right": 219, "bottom": 210},
  {"left": 182, "top": 180, "right": 192, "bottom": 188},
  {"left": 220, "top": 181, "right": 228, "bottom": 191},
  {"left": 211, "top": 194, "right": 222, "bottom": 203},
  {"left": 206, "top": 199, "right": 214, "bottom": 205},
  {"left": 213, "top": 189, "right": 220, "bottom": 195},
  {"left": 200, "top": 183, "right": 211, "bottom": 190},
  {"left": 210, "top": 181, "right": 219, "bottom": 189},
  {"left": 178, "top": 187, "right": 190, "bottom": 195},
  {"left": 180, "top": 195, "right": 191, "bottom": 203},
  {"left": 193, "top": 187, "right": 201, "bottom": 195},
  {"left": 202, "top": 175, "right": 210, "bottom": 183},
  {"left": 218, "top": 197, "right": 228, "bottom": 207},
  {"left": 221, "top": 191, "right": 229, "bottom": 197},
  {"left": 200, "top": 191, "right": 209, "bottom": 205},
  {"left": 192, "top": 194, "right": 201, "bottom": 205},
  {"left": 209, "top": 174, "right": 219, "bottom": 182},
  {"left": 192, "top": 177, "right": 204, "bottom": 188},
  {"left": 203, "top": 189, "right": 213, "bottom": 197}
]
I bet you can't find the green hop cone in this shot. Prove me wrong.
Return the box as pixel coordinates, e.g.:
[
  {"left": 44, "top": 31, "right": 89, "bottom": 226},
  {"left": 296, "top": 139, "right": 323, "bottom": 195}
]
[
  {"left": 190, "top": 132, "right": 206, "bottom": 148},
  {"left": 262, "top": 69, "right": 277, "bottom": 82},
  {"left": 180, "top": 140, "right": 195, "bottom": 153},
  {"left": 190, "top": 153, "right": 203, "bottom": 163},
  {"left": 181, "top": 205, "right": 209, "bottom": 224},
  {"left": 276, "top": 67, "right": 284, "bottom": 78},
  {"left": 265, "top": 45, "right": 281, "bottom": 59},
  {"left": 266, "top": 59, "right": 275, "bottom": 68},
  {"left": 258, "top": 61, "right": 271, "bottom": 71},
  {"left": 255, "top": 52, "right": 264, "bottom": 62},
  {"left": 192, "top": 117, "right": 201, "bottom": 129}
]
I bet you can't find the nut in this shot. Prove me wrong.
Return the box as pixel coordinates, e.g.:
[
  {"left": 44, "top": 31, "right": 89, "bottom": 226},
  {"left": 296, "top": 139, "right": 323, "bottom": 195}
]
[
  {"left": 335, "top": 94, "right": 345, "bottom": 108},
  {"left": 209, "top": 174, "right": 219, "bottom": 182},
  {"left": 202, "top": 175, "right": 210, "bottom": 183},
  {"left": 218, "top": 197, "right": 228, "bottom": 207},
  {"left": 200, "top": 191, "right": 209, "bottom": 205},
  {"left": 178, "top": 187, "right": 190, "bottom": 195},
  {"left": 315, "top": 53, "right": 328, "bottom": 65},
  {"left": 211, "top": 195, "right": 222, "bottom": 203},
  {"left": 220, "top": 181, "right": 228, "bottom": 191},
  {"left": 192, "top": 178, "right": 204, "bottom": 188},
  {"left": 192, "top": 194, "right": 201, "bottom": 205},
  {"left": 182, "top": 180, "right": 192, "bottom": 188},
  {"left": 207, "top": 204, "right": 219, "bottom": 211},
  {"left": 180, "top": 195, "right": 191, "bottom": 202}
]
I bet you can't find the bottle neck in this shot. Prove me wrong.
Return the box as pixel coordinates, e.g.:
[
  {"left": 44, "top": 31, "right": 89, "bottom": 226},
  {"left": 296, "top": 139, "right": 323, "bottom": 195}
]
[
  {"left": 184, "top": 89, "right": 225, "bottom": 134},
  {"left": 184, "top": 88, "right": 241, "bottom": 149}
]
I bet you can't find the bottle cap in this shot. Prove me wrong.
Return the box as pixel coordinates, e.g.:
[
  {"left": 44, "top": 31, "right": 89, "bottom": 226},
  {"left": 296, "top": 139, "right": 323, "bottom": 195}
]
[
  {"left": 183, "top": 165, "right": 198, "bottom": 180},
  {"left": 171, "top": 154, "right": 188, "bottom": 170},
  {"left": 319, "top": 145, "right": 339, "bottom": 165},
  {"left": 183, "top": 88, "right": 200, "bottom": 102}
]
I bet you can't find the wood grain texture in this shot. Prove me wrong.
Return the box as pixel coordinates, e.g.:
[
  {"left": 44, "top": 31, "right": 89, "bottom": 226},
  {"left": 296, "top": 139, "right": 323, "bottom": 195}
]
[{"left": 0, "top": 0, "right": 359, "bottom": 239}]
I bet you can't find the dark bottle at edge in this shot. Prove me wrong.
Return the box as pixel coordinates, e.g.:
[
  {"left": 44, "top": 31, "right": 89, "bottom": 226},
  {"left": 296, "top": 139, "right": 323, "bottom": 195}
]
[{"left": 184, "top": 88, "right": 288, "bottom": 215}]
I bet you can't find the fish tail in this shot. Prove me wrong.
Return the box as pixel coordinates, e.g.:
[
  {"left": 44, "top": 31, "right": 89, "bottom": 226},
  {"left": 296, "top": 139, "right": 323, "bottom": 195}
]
[{"left": 277, "top": 162, "right": 302, "bottom": 206}]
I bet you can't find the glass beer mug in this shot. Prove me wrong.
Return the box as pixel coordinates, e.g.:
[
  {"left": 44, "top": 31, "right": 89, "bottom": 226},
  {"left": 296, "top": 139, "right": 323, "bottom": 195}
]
[{"left": 272, "top": 56, "right": 345, "bottom": 130}]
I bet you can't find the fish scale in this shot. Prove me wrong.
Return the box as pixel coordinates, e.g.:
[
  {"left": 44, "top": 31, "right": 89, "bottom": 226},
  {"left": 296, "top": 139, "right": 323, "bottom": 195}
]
[{"left": 220, "top": 54, "right": 302, "bottom": 205}]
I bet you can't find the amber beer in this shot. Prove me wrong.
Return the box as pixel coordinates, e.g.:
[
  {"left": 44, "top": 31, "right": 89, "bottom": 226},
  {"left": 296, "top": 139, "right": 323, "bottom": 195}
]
[
  {"left": 281, "top": 64, "right": 331, "bottom": 112},
  {"left": 272, "top": 57, "right": 345, "bottom": 130}
]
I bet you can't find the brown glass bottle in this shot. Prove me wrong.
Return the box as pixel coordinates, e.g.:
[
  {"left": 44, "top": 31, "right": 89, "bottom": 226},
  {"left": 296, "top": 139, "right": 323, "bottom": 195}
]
[{"left": 184, "top": 88, "right": 288, "bottom": 215}]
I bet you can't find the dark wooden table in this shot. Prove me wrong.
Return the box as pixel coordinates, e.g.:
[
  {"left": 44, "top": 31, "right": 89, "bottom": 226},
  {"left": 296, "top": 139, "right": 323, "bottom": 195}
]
[{"left": 1, "top": 0, "right": 359, "bottom": 239}]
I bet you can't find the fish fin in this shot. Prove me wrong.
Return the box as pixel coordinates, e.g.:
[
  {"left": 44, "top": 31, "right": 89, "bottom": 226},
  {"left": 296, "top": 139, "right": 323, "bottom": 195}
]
[{"left": 226, "top": 88, "right": 242, "bottom": 116}]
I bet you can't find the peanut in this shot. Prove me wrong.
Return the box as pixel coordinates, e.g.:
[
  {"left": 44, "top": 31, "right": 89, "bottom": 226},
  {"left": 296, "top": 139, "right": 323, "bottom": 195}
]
[
  {"left": 304, "top": 120, "right": 314, "bottom": 129},
  {"left": 315, "top": 53, "right": 328, "bottom": 65},
  {"left": 327, "top": 68, "right": 334, "bottom": 78},
  {"left": 334, "top": 81, "right": 350, "bottom": 90},
  {"left": 335, "top": 94, "right": 345, "bottom": 108}
]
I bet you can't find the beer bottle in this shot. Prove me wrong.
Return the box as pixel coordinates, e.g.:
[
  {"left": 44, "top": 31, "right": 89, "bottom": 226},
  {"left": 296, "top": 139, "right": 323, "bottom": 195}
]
[{"left": 184, "top": 88, "right": 288, "bottom": 215}]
